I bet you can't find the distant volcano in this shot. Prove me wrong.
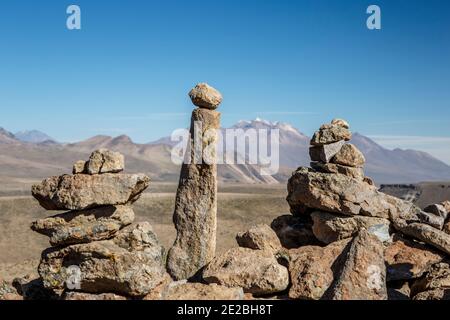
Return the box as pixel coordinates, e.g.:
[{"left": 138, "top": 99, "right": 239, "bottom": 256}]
[{"left": 1, "top": 119, "right": 450, "bottom": 185}]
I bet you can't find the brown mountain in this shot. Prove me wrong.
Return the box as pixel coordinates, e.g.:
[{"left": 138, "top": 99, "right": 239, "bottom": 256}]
[{"left": 1, "top": 120, "right": 450, "bottom": 195}]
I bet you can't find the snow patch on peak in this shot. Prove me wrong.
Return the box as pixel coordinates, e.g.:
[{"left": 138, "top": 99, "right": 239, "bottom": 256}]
[
  {"left": 254, "top": 117, "right": 282, "bottom": 127},
  {"left": 236, "top": 120, "right": 251, "bottom": 126},
  {"left": 231, "top": 118, "right": 306, "bottom": 137}
]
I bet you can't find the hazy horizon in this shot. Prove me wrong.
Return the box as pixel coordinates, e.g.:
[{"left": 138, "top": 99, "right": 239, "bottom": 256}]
[{"left": 3, "top": 117, "right": 450, "bottom": 166}]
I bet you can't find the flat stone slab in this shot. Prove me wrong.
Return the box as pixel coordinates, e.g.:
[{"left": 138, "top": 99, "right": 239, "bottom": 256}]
[
  {"left": 32, "top": 173, "right": 150, "bottom": 210},
  {"left": 202, "top": 247, "right": 289, "bottom": 296},
  {"left": 287, "top": 167, "right": 417, "bottom": 221},
  {"left": 311, "top": 211, "right": 390, "bottom": 244},
  {"left": 310, "top": 124, "right": 351, "bottom": 146},
  {"left": 38, "top": 223, "right": 166, "bottom": 297},
  {"left": 309, "top": 140, "right": 345, "bottom": 163},
  {"left": 236, "top": 224, "right": 282, "bottom": 253},
  {"left": 400, "top": 223, "right": 450, "bottom": 256},
  {"left": 31, "top": 205, "right": 135, "bottom": 246}
]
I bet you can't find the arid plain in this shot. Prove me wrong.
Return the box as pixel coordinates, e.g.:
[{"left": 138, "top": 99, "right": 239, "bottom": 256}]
[{"left": 0, "top": 182, "right": 289, "bottom": 282}]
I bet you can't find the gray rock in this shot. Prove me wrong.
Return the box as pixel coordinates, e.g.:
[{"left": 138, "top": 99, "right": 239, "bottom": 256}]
[
  {"left": 86, "top": 149, "right": 125, "bottom": 174},
  {"left": 331, "top": 118, "right": 350, "bottom": 129},
  {"left": 32, "top": 173, "right": 150, "bottom": 211},
  {"left": 38, "top": 223, "right": 166, "bottom": 297},
  {"left": 188, "top": 83, "right": 223, "bottom": 110},
  {"left": 167, "top": 107, "right": 221, "bottom": 280},
  {"left": 424, "top": 203, "right": 449, "bottom": 219},
  {"left": 310, "top": 124, "right": 351, "bottom": 146},
  {"left": 423, "top": 203, "right": 448, "bottom": 219},
  {"left": 399, "top": 223, "right": 450, "bottom": 256},
  {"left": 328, "top": 230, "right": 388, "bottom": 300},
  {"left": 309, "top": 140, "right": 345, "bottom": 163},
  {"left": 311, "top": 211, "right": 390, "bottom": 244},
  {"left": 236, "top": 224, "right": 282, "bottom": 253},
  {"left": 368, "top": 224, "right": 391, "bottom": 243},
  {"left": 286, "top": 167, "right": 419, "bottom": 222},
  {"left": 31, "top": 205, "right": 135, "bottom": 246},
  {"left": 419, "top": 203, "right": 449, "bottom": 230},
  {"left": 418, "top": 210, "right": 445, "bottom": 230},
  {"left": 310, "top": 161, "right": 365, "bottom": 180},
  {"left": 202, "top": 247, "right": 289, "bottom": 296},
  {"left": 331, "top": 144, "right": 365, "bottom": 168},
  {"left": 72, "top": 161, "right": 87, "bottom": 174}
]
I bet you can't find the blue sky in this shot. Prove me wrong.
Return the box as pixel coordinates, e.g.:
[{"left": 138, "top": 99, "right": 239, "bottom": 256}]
[{"left": 0, "top": 1, "right": 449, "bottom": 162}]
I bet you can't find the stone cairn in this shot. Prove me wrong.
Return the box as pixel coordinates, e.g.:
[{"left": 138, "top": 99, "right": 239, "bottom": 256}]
[
  {"left": 216, "top": 118, "right": 450, "bottom": 300},
  {"left": 8, "top": 83, "right": 245, "bottom": 301},
  {"left": 167, "top": 83, "right": 222, "bottom": 280},
  {"left": 6, "top": 87, "right": 450, "bottom": 300},
  {"left": 29, "top": 149, "right": 168, "bottom": 299}
]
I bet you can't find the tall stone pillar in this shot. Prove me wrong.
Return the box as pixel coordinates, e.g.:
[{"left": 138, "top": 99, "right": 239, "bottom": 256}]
[{"left": 167, "top": 83, "right": 222, "bottom": 280}]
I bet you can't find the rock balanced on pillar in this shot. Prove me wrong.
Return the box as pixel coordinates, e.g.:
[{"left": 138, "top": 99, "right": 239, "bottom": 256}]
[{"left": 167, "top": 83, "right": 222, "bottom": 280}]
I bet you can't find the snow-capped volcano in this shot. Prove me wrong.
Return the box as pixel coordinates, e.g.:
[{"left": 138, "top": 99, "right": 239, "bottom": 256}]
[
  {"left": 234, "top": 118, "right": 305, "bottom": 136},
  {"left": 1, "top": 119, "right": 450, "bottom": 184}
]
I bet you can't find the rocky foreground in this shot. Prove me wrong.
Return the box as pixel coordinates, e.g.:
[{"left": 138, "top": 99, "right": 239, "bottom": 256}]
[{"left": 1, "top": 86, "right": 450, "bottom": 301}]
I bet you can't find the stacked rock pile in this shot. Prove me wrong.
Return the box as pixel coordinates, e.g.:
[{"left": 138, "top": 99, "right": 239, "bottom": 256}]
[
  {"left": 167, "top": 83, "right": 222, "bottom": 281},
  {"left": 29, "top": 149, "right": 168, "bottom": 299},
  {"left": 289, "top": 120, "right": 450, "bottom": 300},
  {"left": 225, "top": 119, "right": 450, "bottom": 300},
  {"left": 11, "top": 83, "right": 250, "bottom": 301},
  {"left": 6, "top": 84, "right": 450, "bottom": 301}
]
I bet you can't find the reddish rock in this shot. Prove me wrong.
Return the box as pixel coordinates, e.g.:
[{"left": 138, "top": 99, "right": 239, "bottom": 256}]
[
  {"left": 328, "top": 230, "right": 388, "bottom": 300},
  {"left": 385, "top": 235, "right": 444, "bottom": 281},
  {"left": 288, "top": 239, "right": 350, "bottom": 300}
]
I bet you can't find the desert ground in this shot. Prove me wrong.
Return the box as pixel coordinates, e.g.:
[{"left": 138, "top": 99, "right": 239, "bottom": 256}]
[
  {"left": 2, "top": 177, "right": 449, "bottom": 284},
  {"left": 0, "top": 182, "right": 289, "bottom": 282}
]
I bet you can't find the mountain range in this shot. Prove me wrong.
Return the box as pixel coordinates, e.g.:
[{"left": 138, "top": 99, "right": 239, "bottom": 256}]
[
  {"left": 14, "top": 130, "right": 55, "bottom": 143},
  {"left": 1, "top": 119, "right": 450, "bottom": 192}
]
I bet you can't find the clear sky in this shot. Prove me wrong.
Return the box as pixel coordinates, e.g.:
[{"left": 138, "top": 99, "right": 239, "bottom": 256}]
[{"left": 0, "top": 1, "right": 449, "bottom": 162}]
